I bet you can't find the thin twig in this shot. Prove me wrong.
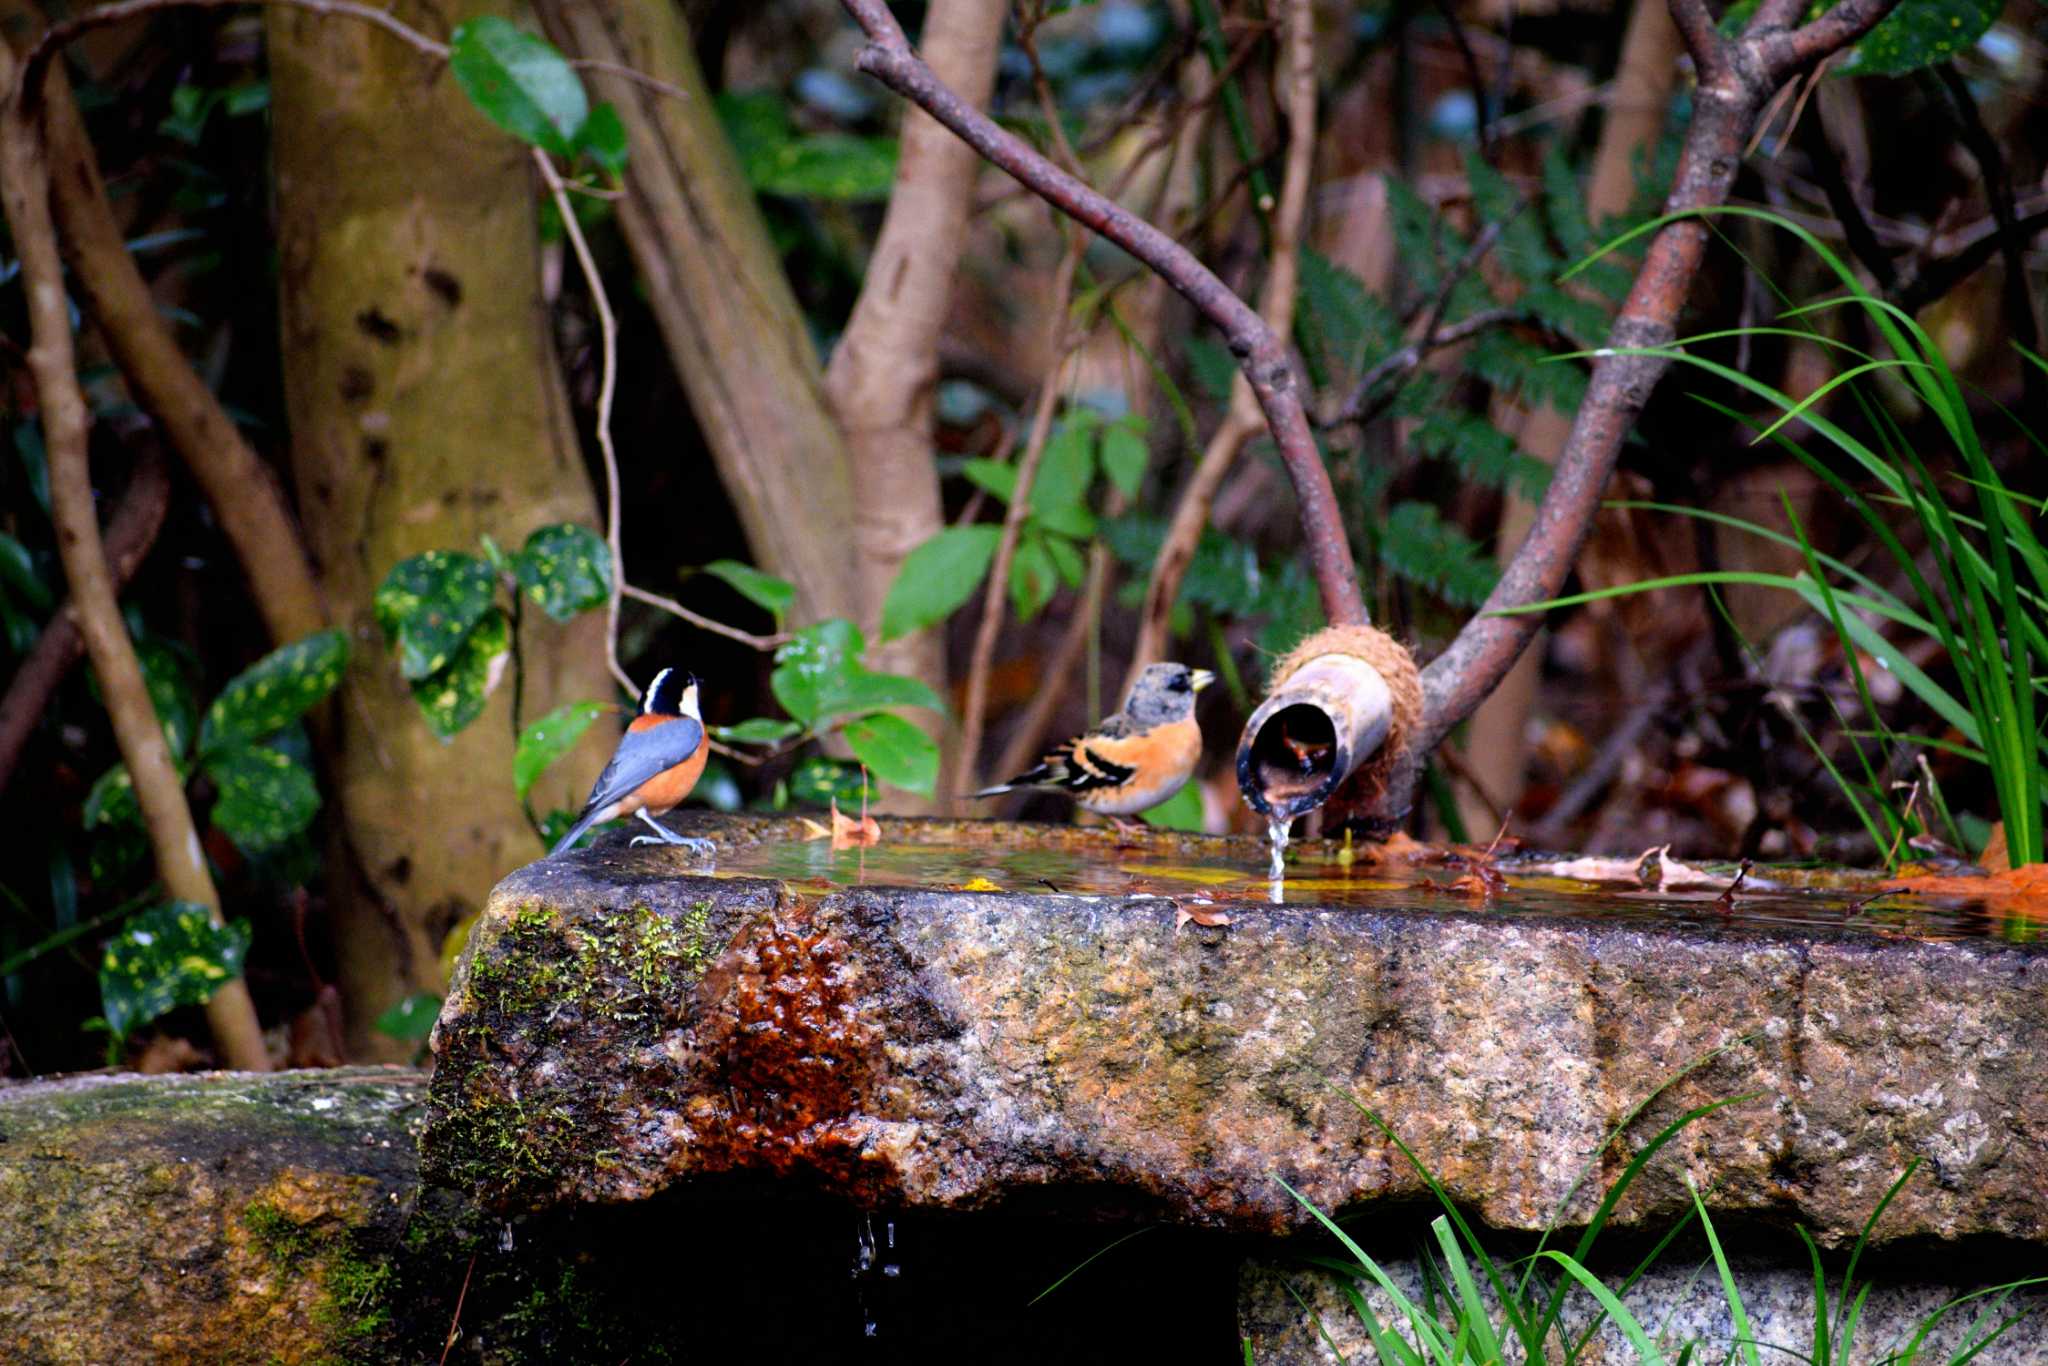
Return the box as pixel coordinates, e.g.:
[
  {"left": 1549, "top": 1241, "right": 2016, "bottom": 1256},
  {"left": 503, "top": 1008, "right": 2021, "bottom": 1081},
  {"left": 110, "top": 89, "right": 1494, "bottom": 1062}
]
[
  {"left": 1, "top": 40, "right": 268, "bottom": 1070},
  {"left": 533, "top": 148, "right": 634, "bottom": 698},
  {"left": 620, "top": 583, "right": 789, "bottom": 651},
  {"left": 839, "top": 0, "right": 1365, "bottom": 630},
  {"left": 1330, "top": 306, "right": 1520, "bottom": 431},
  {"left": 1408, "top": 0, "right": 1903, "bottom": 814},
  {"left": 953, "top": 238, "right": 1085, "bottom": 799},
  {"left": 0, "top": 447, "right": 168, "bottom": 796},
  {"left": 23, "top": 0, "right": 448, "bottom": 104},
  {"left": 1122, "top": 0, "right": 1324, "bottom": 691},
  {"left": 567, "top": 57, "right": 692, "bottom": 105},
  {"left": 438, "top": 1253, "right": 477, "bottom": 1366}
]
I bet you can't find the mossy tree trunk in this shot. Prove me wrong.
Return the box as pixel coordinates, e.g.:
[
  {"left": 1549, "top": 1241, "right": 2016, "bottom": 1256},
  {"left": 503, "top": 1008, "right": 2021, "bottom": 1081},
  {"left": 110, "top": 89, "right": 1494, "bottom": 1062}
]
[{"left": 267, "top": 0, "right": 613, "bottom": 1056}]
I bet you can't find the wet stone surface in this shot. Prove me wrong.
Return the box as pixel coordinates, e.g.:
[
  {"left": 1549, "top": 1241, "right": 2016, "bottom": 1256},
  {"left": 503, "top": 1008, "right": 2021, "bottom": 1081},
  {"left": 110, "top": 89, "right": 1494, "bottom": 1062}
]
[{"left": 423, "top": 813, "right": 2048, "bottom": 1250}]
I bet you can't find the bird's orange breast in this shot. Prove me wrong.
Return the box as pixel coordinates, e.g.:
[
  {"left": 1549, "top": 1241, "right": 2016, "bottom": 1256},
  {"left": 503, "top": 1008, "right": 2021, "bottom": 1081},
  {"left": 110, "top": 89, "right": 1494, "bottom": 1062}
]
[
  {"left": 623, "top": 715, "right": 708, "bottom": 816},
  {"left": 1075, "top": 715, "right": 1202, "bottom": 814}
]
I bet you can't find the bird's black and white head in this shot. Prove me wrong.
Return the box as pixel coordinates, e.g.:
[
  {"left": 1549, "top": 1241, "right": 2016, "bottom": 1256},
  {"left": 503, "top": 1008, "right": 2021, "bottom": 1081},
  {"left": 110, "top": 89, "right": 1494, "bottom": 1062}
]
[
  {"left": 641, "top": 668, "right": 702, "bottom": 720},
  {"left": 1123, "top": 661, "right": 1215, "bottom": 727}
]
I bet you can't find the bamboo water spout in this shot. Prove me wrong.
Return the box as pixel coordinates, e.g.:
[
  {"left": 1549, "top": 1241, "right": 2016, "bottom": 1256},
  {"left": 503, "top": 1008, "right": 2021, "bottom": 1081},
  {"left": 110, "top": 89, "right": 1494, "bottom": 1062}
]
[{"left": 1235, "top": 625, "right": 1423, "bottom": 827}]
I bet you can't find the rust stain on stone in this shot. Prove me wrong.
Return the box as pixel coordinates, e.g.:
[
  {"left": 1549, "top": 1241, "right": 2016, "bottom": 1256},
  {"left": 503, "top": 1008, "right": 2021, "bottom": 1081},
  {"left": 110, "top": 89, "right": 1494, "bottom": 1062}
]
[{"left": 701, "top": 894, "right": 896, "bottom": 1199}]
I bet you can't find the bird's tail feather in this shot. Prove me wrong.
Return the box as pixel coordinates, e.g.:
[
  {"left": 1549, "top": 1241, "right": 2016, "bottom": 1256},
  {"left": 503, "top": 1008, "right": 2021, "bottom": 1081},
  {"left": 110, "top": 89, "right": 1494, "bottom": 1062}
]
[
  {"left": 549, "top": 806, "right": 609, "bottom": 858},
  {"left": 970, "top": 784, "right": 1014, "bottom": 800}
]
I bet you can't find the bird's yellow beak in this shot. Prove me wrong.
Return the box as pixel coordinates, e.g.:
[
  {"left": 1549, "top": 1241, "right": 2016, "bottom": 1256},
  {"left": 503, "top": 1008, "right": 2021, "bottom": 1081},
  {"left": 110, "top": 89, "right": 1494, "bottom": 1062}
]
[{"left": 1190, "top": 668, "right": 1216, "bottom": 692}]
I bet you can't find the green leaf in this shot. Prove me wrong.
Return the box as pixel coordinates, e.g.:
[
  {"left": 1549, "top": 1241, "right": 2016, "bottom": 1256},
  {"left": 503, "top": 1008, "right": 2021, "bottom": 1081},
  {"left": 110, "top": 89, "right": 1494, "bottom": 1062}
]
[
  {"left": 786, "top": 754, "right": 867, "bottom": 807},
  {"left": 577, "top": 102, "right": 629, "bottom": 177},
  {"left": 512, "top": 523, "right": 610, "bottom": 622},
  {"left": 1138, "top": 780, "right": 1204, "bottom": 832},
  {"left": 700, "top": 559, "right": 796, "bottom": 623},
  {"left": 1100, "top": 417, "right": 1149, "bottom": 498},
  {"left": 1467, "top": 150, "right": 1554, "bottom": 284},
  {"left": 1382, "top": 501, "right": 1500, "bottom": 608},
  {"left": 1009, "top": 531, "right": 1060, "bottom": 623},
  {"left": 748, "top": 135, "right": 899, "bottom": 200},
  {"left": 98, "top": 902, "right": 251, "bottom": 1042},
  {"left": 841, "top": 712, "right": 939, "bottom": 797},
  {"left": 84, "top": 763, "right": 139, "bottom": 830},
  {"left": 1841, "top": 0, "right": 2002, "bottom": 75},
  {"left": 771, "top": 619, "right": 943, "bottom": 727},
  {"left": 1030, "top": 413, "right": 1099, "bottom": 533},
  {"left": 204, "top": 745, "right": 320, "bottom": 851},
  {"left": 1298, "top": 247, "right": 1402, "bottom": 377},
  {"left": 449, "top": 16, "right": 588, "bottom": 157},
  {"left": 880, "top": 525, "right": 999, "bottom": 640},
  {"left": 514, "top": 699, "right": 607, "bottom": 802},
  {"left": 1183, "top": 334, "right": 1236, "bottom": 402},
  {"left": 770, "top": 618, "right": 860, "bottom": 727},
  {"left": 960, "top": 458, "right": 1018, "bottom": 503},
  {"left": 714, "top": 717, "right": 802, "bottom": 744},
  {"left": 134, "top": 640, "right": 199, "bottom": 761},
  {"left": 373, "top": 550, "right": 498, "bottom": 681},
  {"left": 0, "top": 530, "right": 51, "bottom": 611},
  {"left": 199, "top": 629, "right": 349, "bottom": 755},
  {"left": 411, "top": 608, "right": 512, "bottom": 740},
  {"left": 1043, "top": 532, "right": 1087, "bottom": 589},
  {"left": 1466, "top": 330, "right": 1588, "bottom": 414},
  {"left": 373, "top": 992, "right": 443, "bottom": 1042}
]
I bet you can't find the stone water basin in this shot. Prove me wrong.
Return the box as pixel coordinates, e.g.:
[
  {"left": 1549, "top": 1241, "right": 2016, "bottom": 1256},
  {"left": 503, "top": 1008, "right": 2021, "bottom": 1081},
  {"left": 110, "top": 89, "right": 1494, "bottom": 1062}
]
[{"left": 423, "top": 812, "right": 2048, "bottom": 1253}]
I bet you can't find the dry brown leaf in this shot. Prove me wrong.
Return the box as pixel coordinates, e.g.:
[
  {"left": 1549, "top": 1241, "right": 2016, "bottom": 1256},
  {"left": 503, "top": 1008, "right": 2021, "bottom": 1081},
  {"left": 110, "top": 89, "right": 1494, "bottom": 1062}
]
[
  {"left": 828, "top": 798, "right": 881, "bottom": 851},
  {"left": 1883, "top": 862, "right": 2048, "bottom": 915},
  {"left": 1531, "top": 853, "right": 1651, "bottom": 883},
  {"left": 1174, "top": 904, "right": 1233, "bottom": 934},
  {"left": 1653, "top": 846, "right": 1732, "bottom": 890},
  {"left": 1978, "top": 823, "right": 2009, "bottom": 871}
]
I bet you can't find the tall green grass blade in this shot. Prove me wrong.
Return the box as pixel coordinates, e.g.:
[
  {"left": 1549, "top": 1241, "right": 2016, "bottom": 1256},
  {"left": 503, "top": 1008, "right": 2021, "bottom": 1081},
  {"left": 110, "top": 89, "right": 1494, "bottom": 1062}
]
[
  {"left": 1276, "top": 1175, "right": 1455, "bottom": 1363},
  {"left": 1688, "top": 1179, "right": 1761, "bottom": 1366},
  {"left": 1794, "top": 1227, "right": 1831, "bottom": 1366},
  {"left": 1430, "top": 1215, "right": 1503, "bottom": 1363},
  {"left": 1538, "top": 1251, "right": 1667, "bottom": 1365},
  {"left": 1324, "top": 1091, "right": 1537, "bottom": 1351},
  {"left": 1027, "top": 1225, "right": 1154, "bottom": 1305}
]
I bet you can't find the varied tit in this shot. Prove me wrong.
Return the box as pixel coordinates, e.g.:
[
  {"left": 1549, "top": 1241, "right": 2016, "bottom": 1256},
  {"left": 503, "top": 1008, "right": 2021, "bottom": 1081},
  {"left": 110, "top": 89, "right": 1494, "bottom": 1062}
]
[
  {"left": 549, "top": 668, "right": 714, "bottom": 858},
  {"left": 975, "top": 662, "right": 1214, "bottom": 827}
]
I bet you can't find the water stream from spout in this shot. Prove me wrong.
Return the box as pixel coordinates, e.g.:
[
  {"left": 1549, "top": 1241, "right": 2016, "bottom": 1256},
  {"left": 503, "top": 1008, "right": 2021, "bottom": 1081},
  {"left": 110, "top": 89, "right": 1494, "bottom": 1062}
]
[{"left": 1266, "top": 817, "right": 1292, "bottom": 902}]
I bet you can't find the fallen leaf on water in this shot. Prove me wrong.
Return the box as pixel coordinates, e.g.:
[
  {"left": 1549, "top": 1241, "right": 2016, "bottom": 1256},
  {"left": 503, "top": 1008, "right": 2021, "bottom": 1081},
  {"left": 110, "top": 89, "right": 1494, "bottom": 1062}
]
[
  {"left": 1276, "top": 878, "right": 1406, "bottom": 892},
  {"left": 1883, "top": 861, "right": 2048, "bottom": 915},
  {"left": 1654, "top": 845, "right": 1734, "bottom": 890},
  {"left": 955, "top": 876, "right": 1003, "bottom": 892},
  {"left": 799, "top": 816, "right": 832, "bottom": 840},
  {"left": 829, "top": 798, "right": 881, "bottom": 850},
  {"left": 1532, "top": 852, "right": 1653, "bottom": 884},
  {"left": 1174, "top": 904, "right": 1233, "bottom": 935}
]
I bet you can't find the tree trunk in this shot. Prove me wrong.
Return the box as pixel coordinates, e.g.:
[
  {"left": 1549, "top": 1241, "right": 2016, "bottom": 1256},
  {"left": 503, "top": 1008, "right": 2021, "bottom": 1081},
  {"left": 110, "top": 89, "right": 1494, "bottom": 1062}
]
[
  {"left": 824, "top": 0, "right": 1009, "bottom": 801},
  {"left": 534, "top": 0, "right": 860, "bottom": 627},
  {"left": 267, "top": 0, "right": 613, "bottom": 1056}
]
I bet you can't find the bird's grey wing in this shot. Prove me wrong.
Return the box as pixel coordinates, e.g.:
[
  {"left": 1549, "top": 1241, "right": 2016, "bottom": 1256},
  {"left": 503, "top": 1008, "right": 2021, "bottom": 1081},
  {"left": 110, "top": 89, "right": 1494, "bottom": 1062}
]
[{"left": 577, "top": 716, "right": 705, "bottom": 816}]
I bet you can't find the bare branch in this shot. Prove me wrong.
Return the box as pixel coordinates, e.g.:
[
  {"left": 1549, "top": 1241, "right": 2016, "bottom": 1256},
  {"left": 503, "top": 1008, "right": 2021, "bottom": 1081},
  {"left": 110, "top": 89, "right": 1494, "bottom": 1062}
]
[
  {"left": 620, "top": 583, "right": 789, "bottom": 652},
  {"left": 1, "top": 42, "right": 268, "bottom": 1070},
  {"left": 0, "top": 448, "right": 167, "bottom": 796},
  {"left": 839, "top": 0, "right": 1365, "bottom": 630},
  {"left": 1330, "top": 308, "right": 1520, "bottom": 431},
  {"left": 953, "top": 236, "right": 1084, "bottom": 799},
  {"left": 1406, "top": 0, "right": 1903, "bottom": 807},
  {"left": 22, "top": 0, "right": 447, "bottom": 104},
  {"left": 1666, "top": 0, "right": 1724, "bottom": 76},
  {"left": 1124, "top": 0, "right": 1324, "bottom": 688}
]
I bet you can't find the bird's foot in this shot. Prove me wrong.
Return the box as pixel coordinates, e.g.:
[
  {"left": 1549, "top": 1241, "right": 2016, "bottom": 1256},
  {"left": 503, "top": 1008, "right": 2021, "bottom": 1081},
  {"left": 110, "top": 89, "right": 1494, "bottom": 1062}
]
[
  {"left": 629, "top": 812, "right": 716, "bottom": 859},
  {"left": 1105, "top": 814, "right": 1148, "bottom": 845}
]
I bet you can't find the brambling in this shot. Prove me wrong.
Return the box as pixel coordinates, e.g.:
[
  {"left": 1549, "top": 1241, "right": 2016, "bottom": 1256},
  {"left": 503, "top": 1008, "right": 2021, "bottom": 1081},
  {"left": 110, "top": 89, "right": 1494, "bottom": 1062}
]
[
  {"left": 549, "top": 667, "right": 713, "bottom": 857},
  {"left": 975, "top": 662, "right": 1214, "bottom": 823}
]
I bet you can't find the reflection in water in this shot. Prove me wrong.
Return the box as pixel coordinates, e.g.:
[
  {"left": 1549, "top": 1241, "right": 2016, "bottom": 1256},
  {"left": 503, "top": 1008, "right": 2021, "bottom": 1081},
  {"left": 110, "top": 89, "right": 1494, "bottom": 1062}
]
[{"left": 705, "top": 833, "right": 2029, "bottom": 943}]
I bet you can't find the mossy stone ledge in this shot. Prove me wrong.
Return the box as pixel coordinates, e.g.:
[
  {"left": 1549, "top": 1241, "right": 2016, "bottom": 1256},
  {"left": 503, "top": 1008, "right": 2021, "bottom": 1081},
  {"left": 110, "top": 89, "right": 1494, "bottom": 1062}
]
[{"left": 422, "top": 813, "right": 2048, "bottom": 1250}]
